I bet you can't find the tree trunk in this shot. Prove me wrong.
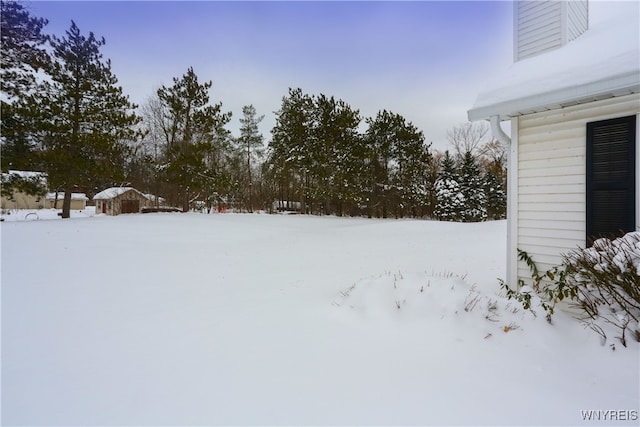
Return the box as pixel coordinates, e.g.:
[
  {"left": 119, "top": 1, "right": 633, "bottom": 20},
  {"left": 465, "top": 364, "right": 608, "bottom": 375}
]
[
  {"left": 247, "top": 144, "right": 253, "bottom": 213},
  {"left": 182, "top": 190, "right": 189, "bottom": 213},
  {"left": 61, "top": 187, "right": 72, "bottom": 218}
]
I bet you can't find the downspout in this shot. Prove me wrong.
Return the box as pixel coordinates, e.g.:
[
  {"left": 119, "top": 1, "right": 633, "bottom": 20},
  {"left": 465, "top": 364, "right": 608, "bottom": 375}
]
[
  {"left": 490, "top": 115, "right": 511, "bottom": 148},
  {"left": 490, "top": 115, "right": 518, "bottom": 287}
]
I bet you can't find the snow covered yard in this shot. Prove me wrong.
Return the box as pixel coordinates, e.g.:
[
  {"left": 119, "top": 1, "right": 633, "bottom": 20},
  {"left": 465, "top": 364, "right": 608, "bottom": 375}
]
[{"left": 1, "top": 213, "right": 638, "bottom": 426}]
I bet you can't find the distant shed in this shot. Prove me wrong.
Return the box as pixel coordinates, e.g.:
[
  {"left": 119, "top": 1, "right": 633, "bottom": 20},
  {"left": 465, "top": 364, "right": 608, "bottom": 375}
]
[
  {"left": 46, "top": 192, "right": 89, "bottom": 210},
  {"left": 93, "top": 187, "right": 153, "bottom": 215}
]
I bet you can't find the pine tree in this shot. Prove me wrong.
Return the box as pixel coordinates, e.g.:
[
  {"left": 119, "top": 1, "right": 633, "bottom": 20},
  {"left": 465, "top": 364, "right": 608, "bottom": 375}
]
[
  {"left": 312, "top": 94, "right": 362, "bottom": 215},
  {"left": 38, "top": 21, "right": 141, "bottom": 218},
  {"left": 237, "top": 104, "right": 264, "bottom": 212},
  {"left": 364, "top": 110, "right": 396, "bottom": 218},
  {"left": 0, "top": 1, "right": 50, "bottom": 174},
  {"left": 434, "top": 151, "right": 464, "bottom": 221},
  {"left": 483, "top": 167, "right": 506, "bottom": 219},
  {"left": 269, "top": 88, "right": 315, "bottom": 211},
  {"left": 391, "top": 120, "right": 431, "bottom": 218},
  {"left": 156, "top": 67, "right": 232, "bottom": 211},
  {"left": 0, "top": 0, "right": 49, "bottom": 98},
  {"left": 458, "top": 151, "right": 487, "bottom": 222}
]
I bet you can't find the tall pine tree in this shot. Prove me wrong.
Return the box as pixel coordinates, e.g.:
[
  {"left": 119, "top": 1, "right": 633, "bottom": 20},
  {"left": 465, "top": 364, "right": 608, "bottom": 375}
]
[
  {"left": 434, "top": 151, "right": 464, "bottom": 221},
  {"left": 0, "top": 1, "right": 50, "bottom": 173},
  {"left": 0, "top": 0, "right": 49, "bottom": 97},
  {"left": 483, "top": 167, "right": 506, "bottom": 220},
  {"left": 237, "top": 104, "right": 264, "bottom": 212},
  {"left": 38, "top": 21, "right": 141, "bottom": 218},
  {"left": 156, "top": 67, "right": 232, "bottom": 211},
  {"left": 312, "top": 94, "right": 362, "bottom": 215},
  {"left": 458, "top": 151, "right": 487, "bottom": 222},
  {"left": 269, "top": 88, "right": 315, "bottom": 211}
]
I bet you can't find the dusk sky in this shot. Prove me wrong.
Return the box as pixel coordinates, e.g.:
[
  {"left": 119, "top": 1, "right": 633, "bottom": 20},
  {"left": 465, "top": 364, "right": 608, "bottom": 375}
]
[{"left": 29, "top": 1, "right": 514, "bottom": 150}]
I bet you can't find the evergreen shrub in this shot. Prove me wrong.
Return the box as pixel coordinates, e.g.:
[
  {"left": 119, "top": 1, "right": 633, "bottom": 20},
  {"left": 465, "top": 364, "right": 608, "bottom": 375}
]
[{"left": 501, "top": 232, "right": 640, "bottom": 346}]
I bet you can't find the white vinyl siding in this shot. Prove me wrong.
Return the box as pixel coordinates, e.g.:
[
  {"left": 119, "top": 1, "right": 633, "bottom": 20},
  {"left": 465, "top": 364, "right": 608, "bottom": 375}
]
[
  {"left": 514, "top": 1, "right": 588, "bottom": 62},
  {"left": 515, "top": 1, "right": 562, "bottom": 61},
  {"left": 516, "top": 93, "right": 640, "bottom": 283},
  {"left": 567, "top": 0, "right": 588, "bottom": 41}
]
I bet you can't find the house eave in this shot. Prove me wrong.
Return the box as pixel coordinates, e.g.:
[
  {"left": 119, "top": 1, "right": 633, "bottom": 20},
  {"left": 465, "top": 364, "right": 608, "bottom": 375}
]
[{"left": 467, "top": 70, "right": 640, "bottom": 122}]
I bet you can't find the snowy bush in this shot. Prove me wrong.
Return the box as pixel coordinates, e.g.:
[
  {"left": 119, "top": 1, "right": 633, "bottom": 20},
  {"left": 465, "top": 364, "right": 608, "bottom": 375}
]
[
  {"left": 503, "top": 233, "right": 640, "bottom": 346},
  {"left": 563, "top": 232, "right": 640, "bottom": 346}
]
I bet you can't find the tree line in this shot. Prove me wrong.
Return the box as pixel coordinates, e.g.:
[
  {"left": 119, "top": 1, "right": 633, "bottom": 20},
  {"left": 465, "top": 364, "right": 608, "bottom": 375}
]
[{"left": 1, "top": 1, "right": 506, "bottom": 220}]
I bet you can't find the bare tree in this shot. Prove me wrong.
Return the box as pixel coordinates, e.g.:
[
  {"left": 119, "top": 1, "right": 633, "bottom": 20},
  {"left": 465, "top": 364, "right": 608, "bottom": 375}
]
[
  {"left": 478, "top": 138, "right": 506, "bottom": 174},
  {"left": 447, "top": 122, "right": 489, "bottom": 158}
]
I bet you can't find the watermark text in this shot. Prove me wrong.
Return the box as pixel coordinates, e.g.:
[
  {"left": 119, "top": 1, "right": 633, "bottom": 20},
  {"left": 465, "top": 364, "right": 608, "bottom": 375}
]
[{"left": 581, "top": 409, "right": 638, "bottom": 422}]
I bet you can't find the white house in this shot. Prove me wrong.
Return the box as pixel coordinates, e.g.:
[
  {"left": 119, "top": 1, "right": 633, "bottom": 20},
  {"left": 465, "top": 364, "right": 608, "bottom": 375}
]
[{"left": 468, "top": 1, "right": 639, "bottom": 286}]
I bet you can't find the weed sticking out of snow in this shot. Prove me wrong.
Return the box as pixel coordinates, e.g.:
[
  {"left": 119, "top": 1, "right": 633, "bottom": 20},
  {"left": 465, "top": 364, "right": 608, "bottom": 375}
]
[{"left": 333, "top": 270, "right": 540, "bottom": 342}]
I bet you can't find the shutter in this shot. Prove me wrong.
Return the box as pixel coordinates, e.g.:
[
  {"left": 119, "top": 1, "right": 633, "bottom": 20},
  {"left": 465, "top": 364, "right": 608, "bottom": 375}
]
[{"left": 586, "top": 116, "right": 636, "bottom": 244}]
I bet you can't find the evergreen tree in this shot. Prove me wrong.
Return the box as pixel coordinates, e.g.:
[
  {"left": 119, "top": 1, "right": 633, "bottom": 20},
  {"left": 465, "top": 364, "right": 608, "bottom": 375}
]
[
  {"left": 389, "top": 119, "right": 431, "bottom": 218},
  {"left": 312, "top": 94, "right": 362, "bottom": 215},
  {"left": 38, "top": 21, "right": 141, "bottom": 218},
  {"left": 365, "top": 110, "right": 430, "bottom": 218},
  {"left": 156, "top": 67, "right": 231, "bottom": 211},
  {"left": 269, "top": 88, "right": 315, "bottom": 211},
  {"left": 364, "top": 110, "right": 396, "bottom": 218},
  {"left": 479, "top": 142, "right": 507, "bottom": 220},
  {"left": 266, "top": 90, "right": 433, "bottom": 218},
  {"left": 0, "top": 1, "right": 50, "bottom": 174},
  {"left": 458, "top": 150, "right": 487, "bottom": 222},
  {"left": 483, "top": 167, "right": 507, "bottom": 219},
  {"left": 0, "top": 0, "right": 49, "bottom": 97},
  {"left": 434, "top": 151, "right": 464, "bottom": 221},
  {"left": 237, "top": 104, "right": 264, "bottom": 212}
]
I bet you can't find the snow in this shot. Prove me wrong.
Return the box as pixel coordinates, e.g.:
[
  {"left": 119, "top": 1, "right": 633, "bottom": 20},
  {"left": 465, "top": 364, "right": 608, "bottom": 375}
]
[
  {"left": 469, "top": 0, "right": 640, "bottom": 119},
  {"left": 1, "top": 207, "right": 95, "bottom": 222},
  {"left": 1, "top": 213, "right": 638, "bottom": 425},
  {"left": 93, "top": 186, "right": 141, "bottom": 200},
  {"left": 583, "top": 232, "right": 640, "bottom": 275},
  {"left": 45, "top": 192, "right": 89, "bottom": 201},
  {"left": 2, "top": 169, "right": 47, "bottom": 184}
]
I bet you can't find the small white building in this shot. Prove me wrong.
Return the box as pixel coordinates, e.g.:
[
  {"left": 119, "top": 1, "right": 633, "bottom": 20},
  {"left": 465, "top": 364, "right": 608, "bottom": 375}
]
[
  {"left": 468, "top": 1, "right": 639, "bottom": 286},
  {"left": 93, "top": 187, "right": 153, "bottom": 215}
]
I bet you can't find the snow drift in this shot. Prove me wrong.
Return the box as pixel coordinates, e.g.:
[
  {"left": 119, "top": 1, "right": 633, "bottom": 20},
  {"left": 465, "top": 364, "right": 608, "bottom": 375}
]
[{"left": 1, "top": 213, "right": 638, "bottom": 425}]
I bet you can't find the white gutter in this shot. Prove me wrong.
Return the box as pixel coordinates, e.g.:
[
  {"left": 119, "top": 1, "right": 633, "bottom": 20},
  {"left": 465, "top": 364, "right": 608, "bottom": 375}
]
[
  {"left": 490, "top": 115, "right": 511, "bottom": 148},
  {"left": 467, "top": 71, "right": 640, "bottom": 122}
]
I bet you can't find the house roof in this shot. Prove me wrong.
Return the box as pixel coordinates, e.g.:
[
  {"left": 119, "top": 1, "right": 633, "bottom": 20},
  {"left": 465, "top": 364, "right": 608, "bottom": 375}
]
[
  {"left": 93, "top": 187, "right": 142, "bottom": 200},
  {"left": 46, "top": 192, "right": 89, "bottom": 201},
  {"left": 2, "top": 170, "right": 47, "bottom": 185},
  {"left": 468, "top": 1, "right": 640, "bottom": 121}
]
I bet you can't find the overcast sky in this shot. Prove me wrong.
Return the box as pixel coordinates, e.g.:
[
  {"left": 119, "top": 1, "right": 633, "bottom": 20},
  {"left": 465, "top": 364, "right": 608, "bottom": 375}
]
[{"left": 29, "top": 1, "right": 514, "bottom": 151}]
